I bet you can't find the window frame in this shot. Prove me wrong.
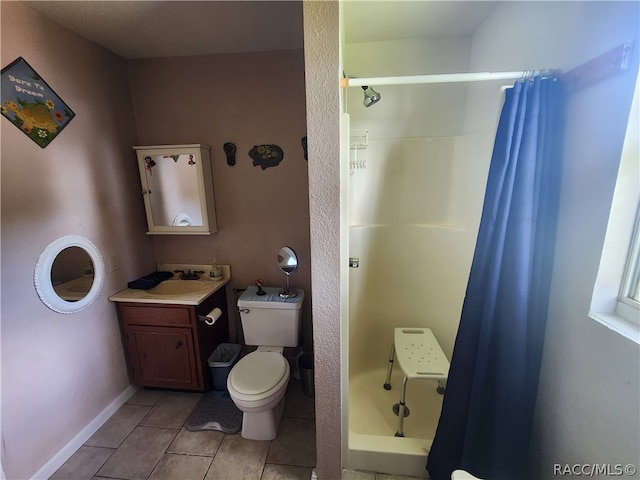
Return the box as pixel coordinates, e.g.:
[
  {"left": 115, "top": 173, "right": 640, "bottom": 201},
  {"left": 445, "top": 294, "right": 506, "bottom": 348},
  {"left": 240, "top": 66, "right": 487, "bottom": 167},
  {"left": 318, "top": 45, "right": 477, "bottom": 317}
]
[{"left": 617, "top": 203, "right": 640, "bottom": 324}]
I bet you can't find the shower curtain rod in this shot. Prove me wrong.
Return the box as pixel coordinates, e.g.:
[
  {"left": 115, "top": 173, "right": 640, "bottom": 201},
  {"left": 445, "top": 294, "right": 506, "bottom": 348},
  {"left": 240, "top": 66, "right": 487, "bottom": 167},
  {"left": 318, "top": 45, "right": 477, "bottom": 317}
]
[
  {"left": 341, "top": 40, "right": 633, "bottom": 90},
  {"left": 340, "top": 70, "right": 556, "bottom": 88}
]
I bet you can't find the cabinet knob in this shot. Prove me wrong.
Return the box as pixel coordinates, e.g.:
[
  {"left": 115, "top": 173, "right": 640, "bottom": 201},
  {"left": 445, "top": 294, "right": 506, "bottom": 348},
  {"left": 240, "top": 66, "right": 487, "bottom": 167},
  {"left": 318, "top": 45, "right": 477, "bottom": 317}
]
[{"left": 175, "top": 340, "right": 183, "bottom": 349}]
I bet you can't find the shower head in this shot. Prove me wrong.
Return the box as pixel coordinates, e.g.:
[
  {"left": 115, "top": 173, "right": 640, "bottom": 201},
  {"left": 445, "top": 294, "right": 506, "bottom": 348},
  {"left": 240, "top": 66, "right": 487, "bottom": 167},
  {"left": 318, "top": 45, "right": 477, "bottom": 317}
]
[{"left": 362, "top": 85, "right": 381, "bottom": 107}]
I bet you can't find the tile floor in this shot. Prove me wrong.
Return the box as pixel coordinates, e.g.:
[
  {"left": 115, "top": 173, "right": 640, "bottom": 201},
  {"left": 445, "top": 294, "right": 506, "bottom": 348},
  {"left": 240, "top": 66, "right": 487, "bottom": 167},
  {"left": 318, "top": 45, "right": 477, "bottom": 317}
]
[
  {"left": 51, "top": 379, "right": 316, "bottom": 480},
  {"left": 50, "top": 379, "right": 427, "bottom": 480}
]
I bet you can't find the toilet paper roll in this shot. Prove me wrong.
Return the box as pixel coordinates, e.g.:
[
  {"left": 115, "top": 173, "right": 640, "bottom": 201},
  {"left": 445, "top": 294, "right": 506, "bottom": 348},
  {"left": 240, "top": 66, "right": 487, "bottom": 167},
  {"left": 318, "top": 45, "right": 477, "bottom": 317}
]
[{"left": 204, "top": 307, "right": 222, "bottom": 326}]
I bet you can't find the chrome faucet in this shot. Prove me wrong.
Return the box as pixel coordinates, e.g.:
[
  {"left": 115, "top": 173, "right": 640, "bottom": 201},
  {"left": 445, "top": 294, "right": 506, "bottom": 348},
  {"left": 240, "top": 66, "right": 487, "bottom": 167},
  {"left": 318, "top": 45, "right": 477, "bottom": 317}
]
[{"left": 174, "top": 269, "right": 203, "bottom": 280}]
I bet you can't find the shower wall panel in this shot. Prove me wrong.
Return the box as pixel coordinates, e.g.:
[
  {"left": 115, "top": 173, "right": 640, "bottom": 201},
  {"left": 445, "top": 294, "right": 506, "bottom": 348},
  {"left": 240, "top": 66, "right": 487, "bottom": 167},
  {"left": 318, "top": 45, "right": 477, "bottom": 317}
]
[{"left": 346, "top": 37, "right": 486, "bottom": 378}]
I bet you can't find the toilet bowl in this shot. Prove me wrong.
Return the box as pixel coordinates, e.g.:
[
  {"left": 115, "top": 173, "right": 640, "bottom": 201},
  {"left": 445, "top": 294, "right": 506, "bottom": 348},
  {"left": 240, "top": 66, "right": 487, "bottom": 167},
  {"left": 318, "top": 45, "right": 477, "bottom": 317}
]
[{"left": 227, "top": 348, "right": 290, "bottom": 440}]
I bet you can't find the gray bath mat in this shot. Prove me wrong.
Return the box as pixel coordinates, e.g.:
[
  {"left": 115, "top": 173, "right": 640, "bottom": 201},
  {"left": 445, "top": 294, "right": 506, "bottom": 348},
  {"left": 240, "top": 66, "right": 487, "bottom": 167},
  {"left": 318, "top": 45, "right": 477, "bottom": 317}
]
[{"left": 186, "top": 391, "right": 242, "bottom": 434}]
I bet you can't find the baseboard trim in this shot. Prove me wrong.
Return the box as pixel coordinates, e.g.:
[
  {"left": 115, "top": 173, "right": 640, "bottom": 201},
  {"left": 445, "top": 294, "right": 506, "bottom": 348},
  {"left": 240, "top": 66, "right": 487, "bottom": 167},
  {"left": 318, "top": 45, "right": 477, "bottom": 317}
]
[{"left": 30, "top": 385, "right": 138, "bottom": 480}]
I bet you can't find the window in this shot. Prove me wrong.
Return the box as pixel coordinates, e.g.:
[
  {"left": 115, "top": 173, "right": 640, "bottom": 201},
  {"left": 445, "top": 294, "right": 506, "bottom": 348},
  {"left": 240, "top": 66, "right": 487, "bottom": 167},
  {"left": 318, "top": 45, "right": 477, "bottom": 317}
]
[{"left": 589, "top": 73, "right": 639, "bottom": 342}]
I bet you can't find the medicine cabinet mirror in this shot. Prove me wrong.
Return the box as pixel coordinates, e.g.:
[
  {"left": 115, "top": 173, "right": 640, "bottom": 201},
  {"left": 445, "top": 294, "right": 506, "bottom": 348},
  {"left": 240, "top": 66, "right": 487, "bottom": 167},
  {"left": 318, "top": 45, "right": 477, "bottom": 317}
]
[
  {"left": 134, "top": 144, "right": 218, "bottom": 235},
  {"left": 34, "top": 235, "right": 105, "bottom": 314}
]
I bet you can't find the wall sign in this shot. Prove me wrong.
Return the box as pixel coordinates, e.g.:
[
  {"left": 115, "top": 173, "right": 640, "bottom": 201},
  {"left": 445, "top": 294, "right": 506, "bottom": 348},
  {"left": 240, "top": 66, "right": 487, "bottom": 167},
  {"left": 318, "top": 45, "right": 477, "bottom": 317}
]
[
  {"left": 249, "top": 144, "right": 284, "bottom": 170},
  {"left": 1, "top": 57, "right": 75, "bottom": 148}
]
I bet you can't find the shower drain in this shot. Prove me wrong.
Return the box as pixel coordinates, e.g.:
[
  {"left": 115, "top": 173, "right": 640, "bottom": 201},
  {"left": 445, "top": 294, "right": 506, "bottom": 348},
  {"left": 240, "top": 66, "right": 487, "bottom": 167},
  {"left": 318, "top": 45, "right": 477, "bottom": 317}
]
[{"left": 392, "top": 403, "right": 410, "bottom": 417}]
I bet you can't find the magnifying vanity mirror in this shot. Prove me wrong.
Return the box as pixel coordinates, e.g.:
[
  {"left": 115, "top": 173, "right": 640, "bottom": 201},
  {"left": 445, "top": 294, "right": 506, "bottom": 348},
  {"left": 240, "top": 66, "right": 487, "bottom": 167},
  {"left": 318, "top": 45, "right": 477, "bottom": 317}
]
[
  {"left": 277, "top": 246, "right": 298, "bottom": 298},
  {"left": 34, "top": 235, "right": 105, "bottom": 314}
]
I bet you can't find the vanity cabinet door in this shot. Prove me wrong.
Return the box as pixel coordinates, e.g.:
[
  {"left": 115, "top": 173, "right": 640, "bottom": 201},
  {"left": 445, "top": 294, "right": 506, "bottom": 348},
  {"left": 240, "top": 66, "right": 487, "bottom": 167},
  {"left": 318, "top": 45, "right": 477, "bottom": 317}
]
[
  {"left": 125, "top": 325, "right": 199, "bottom": 390},
  {"left": 134, "top": 144, "right": 218, "bottom": 235}
]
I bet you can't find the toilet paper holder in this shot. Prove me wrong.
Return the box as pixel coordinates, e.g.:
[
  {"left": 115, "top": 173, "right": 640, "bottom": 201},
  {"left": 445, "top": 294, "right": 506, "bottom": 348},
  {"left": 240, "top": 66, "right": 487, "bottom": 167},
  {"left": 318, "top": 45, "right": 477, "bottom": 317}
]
[{"left": 199, "top": 307, "right": 223, "bottom": 326}]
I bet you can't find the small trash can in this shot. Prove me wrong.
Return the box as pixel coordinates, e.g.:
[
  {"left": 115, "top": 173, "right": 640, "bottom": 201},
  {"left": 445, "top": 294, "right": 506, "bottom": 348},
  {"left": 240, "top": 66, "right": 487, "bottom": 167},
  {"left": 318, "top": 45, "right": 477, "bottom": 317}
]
[
  {"left": 208, "top": 343, "right": 241, "bottom": 391},
  {"left": 299, "top": 352, "right": 314, "bottom": 397}
]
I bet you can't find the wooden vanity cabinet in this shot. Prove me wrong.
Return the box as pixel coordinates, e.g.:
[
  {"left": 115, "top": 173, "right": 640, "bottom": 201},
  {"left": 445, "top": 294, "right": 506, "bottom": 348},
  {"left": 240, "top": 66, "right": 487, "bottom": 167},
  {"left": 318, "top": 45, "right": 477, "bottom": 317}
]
[{"left": 115, "top": 287, "right": 229, "bottom": 391}]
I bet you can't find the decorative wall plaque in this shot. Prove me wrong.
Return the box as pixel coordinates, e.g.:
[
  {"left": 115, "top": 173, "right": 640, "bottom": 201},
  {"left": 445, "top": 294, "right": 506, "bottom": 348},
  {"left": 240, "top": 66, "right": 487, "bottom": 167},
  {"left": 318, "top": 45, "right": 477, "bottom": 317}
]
[
  {"left": 1, "top": 57, "right": 75, "bottom": 148},
  {"left": 249, "top": 144, "right": 284, "bottom": 170},
  {"left": 224, "top": 142, "right": 236, "bottom": 166}
]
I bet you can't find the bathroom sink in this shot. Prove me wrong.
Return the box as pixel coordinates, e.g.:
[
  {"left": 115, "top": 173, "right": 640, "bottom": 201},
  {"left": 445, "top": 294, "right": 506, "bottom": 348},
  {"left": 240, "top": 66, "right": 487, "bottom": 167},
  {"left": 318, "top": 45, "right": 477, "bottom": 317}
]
[
  {"left": 109, "top": 264, "right": 231, "bottom": 306},
  {"left": 147, "top": 279, "right": 213, "bottom": 295}
]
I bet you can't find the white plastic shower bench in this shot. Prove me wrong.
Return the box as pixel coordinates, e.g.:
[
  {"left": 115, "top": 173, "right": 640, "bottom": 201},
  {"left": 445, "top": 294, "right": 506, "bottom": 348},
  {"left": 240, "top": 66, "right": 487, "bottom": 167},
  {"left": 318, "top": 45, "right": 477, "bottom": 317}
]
[{"left": 383, "top": 327, "right": 450, "bottom": 437}]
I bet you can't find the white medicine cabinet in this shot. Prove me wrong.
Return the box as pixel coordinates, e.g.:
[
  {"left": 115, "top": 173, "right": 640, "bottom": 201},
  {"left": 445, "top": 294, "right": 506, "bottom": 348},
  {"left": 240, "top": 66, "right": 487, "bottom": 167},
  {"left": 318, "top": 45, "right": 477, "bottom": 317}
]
[{"left": 134, "top": 144, "right": 218, "bottom": 235}]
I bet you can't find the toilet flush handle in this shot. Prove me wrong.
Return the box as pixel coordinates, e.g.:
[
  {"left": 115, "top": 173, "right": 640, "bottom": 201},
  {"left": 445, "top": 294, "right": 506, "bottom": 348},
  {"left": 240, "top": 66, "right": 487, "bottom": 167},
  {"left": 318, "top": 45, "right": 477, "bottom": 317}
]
[{"left": 239, "top": 308, "right": 250, "bottom": 314}]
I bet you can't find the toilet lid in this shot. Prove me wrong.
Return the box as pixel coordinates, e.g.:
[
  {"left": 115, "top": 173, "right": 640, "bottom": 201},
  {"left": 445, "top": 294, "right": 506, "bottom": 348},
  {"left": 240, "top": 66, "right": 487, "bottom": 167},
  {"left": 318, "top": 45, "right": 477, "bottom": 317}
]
[{"left": 230, "top": 352, "right": 288, "bottom": 395}]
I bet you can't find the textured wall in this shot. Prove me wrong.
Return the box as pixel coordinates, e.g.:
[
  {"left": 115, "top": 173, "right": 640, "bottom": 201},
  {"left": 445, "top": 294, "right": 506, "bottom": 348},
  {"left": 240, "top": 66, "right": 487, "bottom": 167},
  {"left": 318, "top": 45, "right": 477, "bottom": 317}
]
[{"left": 303, "top": 2, "right": 342, "bottom": 479}]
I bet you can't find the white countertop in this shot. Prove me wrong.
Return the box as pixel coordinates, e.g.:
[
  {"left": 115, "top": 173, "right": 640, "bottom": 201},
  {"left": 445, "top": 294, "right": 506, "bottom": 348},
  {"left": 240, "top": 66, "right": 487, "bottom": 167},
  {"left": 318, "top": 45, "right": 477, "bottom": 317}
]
[{"left": 108, "top": 264, "right": 230, "bottom": 306}]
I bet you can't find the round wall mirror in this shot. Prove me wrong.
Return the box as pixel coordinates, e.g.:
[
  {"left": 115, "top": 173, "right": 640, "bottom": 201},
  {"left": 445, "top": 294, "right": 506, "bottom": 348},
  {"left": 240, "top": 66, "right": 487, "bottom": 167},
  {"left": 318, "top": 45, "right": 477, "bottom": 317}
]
[
  {"left": 277, "top": 246, "right": 298, "bottom": 298},
  {"left": 34, "top": 235, "right": 105, "bottom": 314}
]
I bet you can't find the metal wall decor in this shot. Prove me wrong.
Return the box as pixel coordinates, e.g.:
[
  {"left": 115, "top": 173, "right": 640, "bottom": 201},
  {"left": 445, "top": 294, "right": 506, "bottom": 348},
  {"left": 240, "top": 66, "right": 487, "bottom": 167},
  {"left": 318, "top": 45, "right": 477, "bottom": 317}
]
[
  {"left": 249, "top": 144, "right": 283, "bottom": 170},
  {"left": 1, "top": 57, "right": 75, "bottom": 148},
  {"left": 223, "top": 142, "right": 236, "bottom": 166}
]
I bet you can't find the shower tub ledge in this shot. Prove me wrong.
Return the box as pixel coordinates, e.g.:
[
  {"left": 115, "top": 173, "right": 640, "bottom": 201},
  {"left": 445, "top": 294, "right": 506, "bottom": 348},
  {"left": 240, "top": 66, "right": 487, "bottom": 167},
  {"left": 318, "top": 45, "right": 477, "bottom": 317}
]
[
  {"left": 348, "top": 431, "right": 431, "bottom": 478},
  {"left": 347, "top": 367, "right": 443, "bottom": 478}
]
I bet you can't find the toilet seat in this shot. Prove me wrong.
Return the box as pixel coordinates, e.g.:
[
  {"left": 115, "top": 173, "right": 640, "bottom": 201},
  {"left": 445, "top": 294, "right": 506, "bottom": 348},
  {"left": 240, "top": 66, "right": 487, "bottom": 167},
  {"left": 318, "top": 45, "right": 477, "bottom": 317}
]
[{"left": 229, "top": 351, "right": 288, "bottom": 399}]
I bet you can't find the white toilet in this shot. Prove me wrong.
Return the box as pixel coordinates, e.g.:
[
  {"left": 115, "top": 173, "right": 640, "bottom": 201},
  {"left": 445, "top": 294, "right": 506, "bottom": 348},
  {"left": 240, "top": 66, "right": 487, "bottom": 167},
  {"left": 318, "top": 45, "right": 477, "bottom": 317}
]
[{"left": 227, "top": 286, "right": 304, "bottom": 440}]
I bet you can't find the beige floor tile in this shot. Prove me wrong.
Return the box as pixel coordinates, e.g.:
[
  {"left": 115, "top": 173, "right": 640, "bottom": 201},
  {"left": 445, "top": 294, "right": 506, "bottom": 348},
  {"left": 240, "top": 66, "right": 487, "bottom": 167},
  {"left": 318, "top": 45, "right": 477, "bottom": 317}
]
[
  {"left": 96, "top": 425, "right": 178, "bottom": 480},
  {"left": 85, "top": 404, "right": 151, "bottom": 448},
  {"left": 204, "top": 434, "right": 270, "bottom": 480},
  {"left": 50, "top": 445, "right": 114, "bottom": 480},
  {"left": 262, "top": 463, "right": 313, "bottom": 480},
  {"left": 283, "top": 381, "right": 315, "bottom": 420},
  {"left": 148, "top": 453, "right": 212, "bottom": 480},
  {"left": 167, "top": 427, "right": 224, "bottom": 456},
  {"left": 126, "top": 388, "right": 165, "bottom": 406},
  {"left": 140, "top": 391, "right": 203, "bottom": 428},
  {"left": 266, "top": 417, "right": 316, "bottom": 467}
]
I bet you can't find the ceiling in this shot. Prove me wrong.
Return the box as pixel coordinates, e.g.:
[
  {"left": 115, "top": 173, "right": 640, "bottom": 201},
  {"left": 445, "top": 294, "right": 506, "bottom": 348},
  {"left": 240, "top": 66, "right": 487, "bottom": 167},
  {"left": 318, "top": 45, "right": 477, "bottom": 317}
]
[{"left": 23, "top": 1, "right": 497, "bottom": 59}]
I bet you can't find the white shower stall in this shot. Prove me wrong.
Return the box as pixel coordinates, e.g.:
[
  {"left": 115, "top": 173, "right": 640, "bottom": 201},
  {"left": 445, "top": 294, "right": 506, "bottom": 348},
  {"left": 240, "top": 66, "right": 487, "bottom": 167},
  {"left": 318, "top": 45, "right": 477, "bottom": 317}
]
[{"left": 343, "top": 37, "right": 503, "bottom": 476}]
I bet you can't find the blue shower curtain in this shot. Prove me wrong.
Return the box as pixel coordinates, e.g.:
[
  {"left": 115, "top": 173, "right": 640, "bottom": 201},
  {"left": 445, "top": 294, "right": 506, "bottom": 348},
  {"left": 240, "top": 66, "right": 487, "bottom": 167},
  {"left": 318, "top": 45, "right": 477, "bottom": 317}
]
[{"left": 427, "top": 76, "right": 565, "bottom": 480}]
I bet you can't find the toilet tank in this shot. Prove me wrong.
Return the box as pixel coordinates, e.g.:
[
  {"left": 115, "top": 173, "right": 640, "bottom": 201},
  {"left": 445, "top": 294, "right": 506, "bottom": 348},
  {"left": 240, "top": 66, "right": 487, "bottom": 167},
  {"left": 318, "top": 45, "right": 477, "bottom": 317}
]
[{"left": 237, "top": 286, "right": 304, "bottom": 347}]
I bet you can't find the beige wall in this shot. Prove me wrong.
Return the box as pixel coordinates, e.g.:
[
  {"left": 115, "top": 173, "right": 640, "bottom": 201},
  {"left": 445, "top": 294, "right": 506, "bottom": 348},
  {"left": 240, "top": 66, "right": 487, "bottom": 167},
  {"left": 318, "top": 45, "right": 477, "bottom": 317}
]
[
  {"left": 1, "top": 3, "right": 155, "bottom": 478},
  {"left": 127, "top": 49, "right": 312, "bottom": 350},
  {"left": 1, "top": 2, "right": 311, "bottom": 478}
]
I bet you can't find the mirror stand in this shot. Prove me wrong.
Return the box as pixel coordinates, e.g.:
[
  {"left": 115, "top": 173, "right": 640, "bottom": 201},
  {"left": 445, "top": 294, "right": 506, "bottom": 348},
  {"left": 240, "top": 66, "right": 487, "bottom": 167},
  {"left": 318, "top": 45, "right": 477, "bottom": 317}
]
[{"left": 280, "top": 273, "right": 297, "bottom": 299}]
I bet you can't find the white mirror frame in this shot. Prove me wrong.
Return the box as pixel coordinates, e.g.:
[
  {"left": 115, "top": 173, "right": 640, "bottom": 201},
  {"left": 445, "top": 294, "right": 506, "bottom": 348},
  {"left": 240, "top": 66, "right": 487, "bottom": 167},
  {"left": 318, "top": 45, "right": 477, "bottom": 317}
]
[{"left": 34, "top": 235, "right": 106, "bottom": 314}]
